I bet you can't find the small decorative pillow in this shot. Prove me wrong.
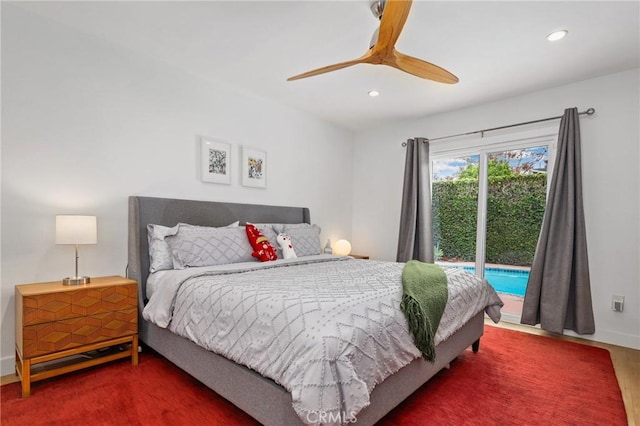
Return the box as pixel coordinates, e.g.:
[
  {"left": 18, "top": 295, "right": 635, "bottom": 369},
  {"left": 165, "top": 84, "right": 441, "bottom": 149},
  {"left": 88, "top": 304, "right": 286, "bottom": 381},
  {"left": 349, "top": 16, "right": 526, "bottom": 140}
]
[
  {"left": 277, "top": 224, "right": 322, "bottom": 257},
  {"left": 251, "top": 223, "right": 280, "bottom": 255},
  {"left": 277, "top": 234, "right": 297, "bottom": 259},
  {"left": 245, "top": 223, "right": 278, "bottom": 262}
]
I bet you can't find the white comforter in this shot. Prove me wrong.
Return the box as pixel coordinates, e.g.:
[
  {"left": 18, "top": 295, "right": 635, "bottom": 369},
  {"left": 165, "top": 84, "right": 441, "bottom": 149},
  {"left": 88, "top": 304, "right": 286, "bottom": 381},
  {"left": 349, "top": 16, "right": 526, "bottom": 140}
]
[{"left": 143, "top": 255, "right": 502, "bottom": 424}]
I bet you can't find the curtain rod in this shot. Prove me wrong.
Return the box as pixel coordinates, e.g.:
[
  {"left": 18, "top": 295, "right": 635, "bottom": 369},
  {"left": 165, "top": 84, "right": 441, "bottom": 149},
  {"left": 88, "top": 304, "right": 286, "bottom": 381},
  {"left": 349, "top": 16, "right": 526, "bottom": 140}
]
[{"left": 401, "top": 107, "right": 595, "bottom": 146}]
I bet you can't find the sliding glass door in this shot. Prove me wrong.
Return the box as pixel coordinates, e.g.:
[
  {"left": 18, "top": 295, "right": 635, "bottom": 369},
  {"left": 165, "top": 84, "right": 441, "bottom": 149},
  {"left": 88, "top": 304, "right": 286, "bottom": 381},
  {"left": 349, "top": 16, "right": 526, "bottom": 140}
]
[
  {"left": 432, "top": 155, "right": 479, "bottom": 265},
  {"left": 431, "top": 129, "right": 556, "bottom": 319}
]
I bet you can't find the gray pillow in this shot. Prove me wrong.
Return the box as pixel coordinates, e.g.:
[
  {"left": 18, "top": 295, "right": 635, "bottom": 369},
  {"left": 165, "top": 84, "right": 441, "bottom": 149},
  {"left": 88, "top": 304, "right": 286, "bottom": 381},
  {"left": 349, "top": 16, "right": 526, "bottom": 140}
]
[
  {"left": 280, "top": 224, "right": 322, "bottom": 257},
  {"left": 167, "top": 224, "right": 254, "bottom": 269},
  {"left": 147, "top": 221, "right": 239, "bottom": 272}
]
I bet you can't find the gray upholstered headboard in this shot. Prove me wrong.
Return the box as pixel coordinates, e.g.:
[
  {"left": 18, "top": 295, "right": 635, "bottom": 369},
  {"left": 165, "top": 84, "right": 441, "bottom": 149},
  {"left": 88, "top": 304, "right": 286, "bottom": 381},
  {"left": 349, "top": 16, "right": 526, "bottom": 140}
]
[{"left": 127, "top": 196, "right": 310, "bottom": 308}]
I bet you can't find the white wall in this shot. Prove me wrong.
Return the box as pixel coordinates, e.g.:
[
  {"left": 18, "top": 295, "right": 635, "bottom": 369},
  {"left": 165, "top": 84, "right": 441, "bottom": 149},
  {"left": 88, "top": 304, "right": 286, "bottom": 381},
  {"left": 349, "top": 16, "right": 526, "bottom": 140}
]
[
  {"left": 0, "top": 5, "right": 354, "bottom": 375},
  {"left": 352, "top": 69, "right": 640, "bottom": 349},
  {"left": 2, "top": 4, "right": 638, "bottom": 380}
]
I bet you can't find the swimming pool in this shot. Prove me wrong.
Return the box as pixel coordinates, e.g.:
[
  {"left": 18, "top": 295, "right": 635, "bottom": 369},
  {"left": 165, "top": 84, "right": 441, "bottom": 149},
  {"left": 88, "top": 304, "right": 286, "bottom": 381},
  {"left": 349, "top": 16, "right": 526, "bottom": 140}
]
[{"left": 452, "top": 266, "right": 529, "bottom": 297}]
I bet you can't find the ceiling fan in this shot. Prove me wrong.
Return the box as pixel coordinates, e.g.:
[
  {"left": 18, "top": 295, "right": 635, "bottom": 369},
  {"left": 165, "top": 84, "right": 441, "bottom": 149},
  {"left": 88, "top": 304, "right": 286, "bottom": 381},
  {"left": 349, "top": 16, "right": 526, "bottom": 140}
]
[{"left": 287, "top": 0, "right": 458, "bottom": 84}]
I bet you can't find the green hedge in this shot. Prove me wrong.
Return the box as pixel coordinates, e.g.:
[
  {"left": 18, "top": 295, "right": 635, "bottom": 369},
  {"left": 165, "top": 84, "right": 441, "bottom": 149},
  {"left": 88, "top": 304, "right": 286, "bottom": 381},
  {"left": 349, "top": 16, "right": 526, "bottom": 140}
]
[{"left": 432, "top": 174, "right": 546, "bottom": 266}]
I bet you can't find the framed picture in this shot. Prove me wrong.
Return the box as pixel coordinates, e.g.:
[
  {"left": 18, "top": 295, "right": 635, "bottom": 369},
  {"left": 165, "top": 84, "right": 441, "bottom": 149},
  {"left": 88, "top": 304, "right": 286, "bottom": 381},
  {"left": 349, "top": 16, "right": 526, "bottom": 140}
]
[
  {"left": 201, "top": 138, "right": 231, "bottom": 184},
  {"left": 241, "top": 146, "right": 267, "bottom": 188}
]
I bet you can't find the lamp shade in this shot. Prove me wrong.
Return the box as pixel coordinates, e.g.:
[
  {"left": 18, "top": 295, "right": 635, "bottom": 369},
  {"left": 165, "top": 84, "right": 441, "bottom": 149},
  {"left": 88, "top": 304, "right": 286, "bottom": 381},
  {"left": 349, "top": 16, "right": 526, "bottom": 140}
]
[
  {"left": 333, "top": 239, "right": 352, "bottom": 256},
  {"left": 56, "top": 215, "right": 97, "bottom": 245}
]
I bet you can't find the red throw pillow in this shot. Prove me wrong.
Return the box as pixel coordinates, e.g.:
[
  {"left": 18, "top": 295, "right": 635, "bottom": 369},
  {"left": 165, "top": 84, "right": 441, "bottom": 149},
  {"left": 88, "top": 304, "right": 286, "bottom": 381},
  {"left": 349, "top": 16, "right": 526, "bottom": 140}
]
[{"left": 245, "top": 224, "right": 278, "bottom": 262}]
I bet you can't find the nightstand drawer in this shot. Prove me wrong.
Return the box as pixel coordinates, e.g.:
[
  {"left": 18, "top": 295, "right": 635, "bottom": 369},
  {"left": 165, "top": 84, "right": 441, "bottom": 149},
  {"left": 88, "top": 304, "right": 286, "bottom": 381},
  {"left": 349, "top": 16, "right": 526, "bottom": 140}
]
[
  {"left": 22, "top": 308, "right": 138, "bottom": 357},
  {"left": 22, "top": 284, "right": 137, "bottom": 326}
]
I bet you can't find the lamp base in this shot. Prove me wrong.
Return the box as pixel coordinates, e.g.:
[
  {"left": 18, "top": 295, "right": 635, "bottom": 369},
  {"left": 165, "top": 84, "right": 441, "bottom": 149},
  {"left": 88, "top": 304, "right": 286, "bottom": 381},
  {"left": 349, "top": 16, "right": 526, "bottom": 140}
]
[{"left": 62, "top": 276, "right": 91, "bottom": 286}]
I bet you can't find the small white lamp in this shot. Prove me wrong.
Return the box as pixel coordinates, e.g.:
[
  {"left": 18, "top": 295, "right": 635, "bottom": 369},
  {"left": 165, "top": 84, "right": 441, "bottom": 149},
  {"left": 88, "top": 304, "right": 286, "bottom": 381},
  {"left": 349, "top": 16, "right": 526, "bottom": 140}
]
[
  {"left": 333, "top": 239, "right": 352, "bottom": 256},
  {"left": 56, "top": 215, "right": 97, "bottom": 285}
]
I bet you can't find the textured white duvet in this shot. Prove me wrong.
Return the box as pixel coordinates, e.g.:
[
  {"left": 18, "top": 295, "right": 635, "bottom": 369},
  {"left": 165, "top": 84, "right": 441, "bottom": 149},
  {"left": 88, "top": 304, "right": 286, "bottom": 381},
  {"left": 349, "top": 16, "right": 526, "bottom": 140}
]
[{"left": 143, "top": 255, "right": 502, "bottom": 424}]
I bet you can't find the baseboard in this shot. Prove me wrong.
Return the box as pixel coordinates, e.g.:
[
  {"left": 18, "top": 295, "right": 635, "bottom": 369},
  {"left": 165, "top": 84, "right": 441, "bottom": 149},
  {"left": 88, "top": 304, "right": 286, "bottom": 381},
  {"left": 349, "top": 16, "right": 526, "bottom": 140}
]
[
  {"left": 565, "top": 328, "right": 640, "bottom": 350},
  {"left": 499, "top": 312, "right": 522, "bottom": 325},
  {"left": 498, "top": 313, "right": 640, "bottom": 350},
  {"left": 1, "top": 354, "right": 15, "bottom": 378}
]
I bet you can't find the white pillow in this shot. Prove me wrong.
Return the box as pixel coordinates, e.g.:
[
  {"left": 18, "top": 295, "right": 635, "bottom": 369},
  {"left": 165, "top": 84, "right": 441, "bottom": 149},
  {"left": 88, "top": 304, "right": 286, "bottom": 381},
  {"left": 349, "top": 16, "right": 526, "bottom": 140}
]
[{"left": 147, "top": 224, "right": 180, "bottom": 273}]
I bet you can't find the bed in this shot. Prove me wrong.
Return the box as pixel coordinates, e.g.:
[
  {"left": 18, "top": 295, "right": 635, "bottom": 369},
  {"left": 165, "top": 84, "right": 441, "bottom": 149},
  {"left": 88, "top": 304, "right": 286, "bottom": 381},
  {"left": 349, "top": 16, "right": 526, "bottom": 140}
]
[{"left": 127, "top": 196, "right": 502, "bottom": 425}]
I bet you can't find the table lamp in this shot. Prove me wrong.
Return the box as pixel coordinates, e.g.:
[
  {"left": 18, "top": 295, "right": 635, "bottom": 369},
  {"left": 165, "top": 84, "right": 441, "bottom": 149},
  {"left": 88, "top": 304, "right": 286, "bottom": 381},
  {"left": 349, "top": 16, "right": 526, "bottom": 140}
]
[
  {"left": 56, "top": 215, "right": 97, "bottom": 285},
  {"left": 333, "top": 239, "right": 352, "bottom": 256}
]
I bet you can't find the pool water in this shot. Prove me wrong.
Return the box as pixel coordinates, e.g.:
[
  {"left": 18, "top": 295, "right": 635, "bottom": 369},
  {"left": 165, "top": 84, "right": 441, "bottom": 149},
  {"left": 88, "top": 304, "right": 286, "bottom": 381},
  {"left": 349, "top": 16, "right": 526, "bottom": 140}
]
[{"left": 454, "top": 266, "right": 529, "bottom": 297}]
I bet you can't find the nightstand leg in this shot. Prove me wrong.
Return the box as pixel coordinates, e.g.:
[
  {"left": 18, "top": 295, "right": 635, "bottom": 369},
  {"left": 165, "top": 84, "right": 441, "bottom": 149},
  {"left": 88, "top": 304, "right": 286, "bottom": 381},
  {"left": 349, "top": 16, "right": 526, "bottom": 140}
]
[
  {"left": 131, "top": 335, "right": 138, "bottom": 366},
  {"left": 21, "top": 358, "right": 31, "bottom": 398}
]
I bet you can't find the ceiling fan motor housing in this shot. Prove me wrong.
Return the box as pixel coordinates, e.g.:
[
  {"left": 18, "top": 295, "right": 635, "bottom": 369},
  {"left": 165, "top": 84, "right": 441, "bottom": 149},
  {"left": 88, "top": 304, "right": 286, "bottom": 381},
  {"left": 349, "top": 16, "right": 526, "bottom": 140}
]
[{"left": 370, "top": 0, "right": 385, "bottom": 19}]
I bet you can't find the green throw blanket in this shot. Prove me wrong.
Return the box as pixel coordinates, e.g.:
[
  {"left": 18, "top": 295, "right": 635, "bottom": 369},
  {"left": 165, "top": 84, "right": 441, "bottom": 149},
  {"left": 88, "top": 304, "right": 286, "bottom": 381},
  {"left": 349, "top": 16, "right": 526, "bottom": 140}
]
[{"left": 400, "top": 260, "right": 449, "bottom": 362}]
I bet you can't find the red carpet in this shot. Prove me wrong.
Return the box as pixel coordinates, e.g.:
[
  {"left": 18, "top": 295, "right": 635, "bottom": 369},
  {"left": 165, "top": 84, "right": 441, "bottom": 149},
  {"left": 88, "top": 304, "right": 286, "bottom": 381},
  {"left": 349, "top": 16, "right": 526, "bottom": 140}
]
[{"left": 1, "top": 325, "right": 627, "bottom": 425}]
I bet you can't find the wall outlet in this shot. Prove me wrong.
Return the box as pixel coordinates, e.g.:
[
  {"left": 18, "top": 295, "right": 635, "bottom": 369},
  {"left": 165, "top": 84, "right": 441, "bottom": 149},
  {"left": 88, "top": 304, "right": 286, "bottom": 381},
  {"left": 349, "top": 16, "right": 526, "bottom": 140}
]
[{"left": 611, "top": 295, "right": 624, "bottom": 312}]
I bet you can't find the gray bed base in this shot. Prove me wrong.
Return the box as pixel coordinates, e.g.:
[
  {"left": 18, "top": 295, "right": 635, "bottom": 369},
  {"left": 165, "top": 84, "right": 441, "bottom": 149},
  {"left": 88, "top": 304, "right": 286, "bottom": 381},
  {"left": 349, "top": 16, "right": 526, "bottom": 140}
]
[{"left": 128, "top": 196, "right": 484, "bottom": 425}]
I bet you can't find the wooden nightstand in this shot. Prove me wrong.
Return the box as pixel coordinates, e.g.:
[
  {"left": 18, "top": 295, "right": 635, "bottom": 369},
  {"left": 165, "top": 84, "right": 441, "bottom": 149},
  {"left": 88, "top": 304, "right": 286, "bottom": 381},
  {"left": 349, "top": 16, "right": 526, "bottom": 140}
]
[
  {"left": 15, "top": 276, "right": 138, "bottom": 397},
  {"left": 350, "top": 254, "right": 370, "bottom": 260}
]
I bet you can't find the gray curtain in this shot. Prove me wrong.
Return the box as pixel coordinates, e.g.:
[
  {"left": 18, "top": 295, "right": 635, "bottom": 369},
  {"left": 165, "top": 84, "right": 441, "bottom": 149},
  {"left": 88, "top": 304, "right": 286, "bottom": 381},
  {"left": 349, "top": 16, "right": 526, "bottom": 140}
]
[
  {"left": 397, "top": 137, "right": 434, "bottom": 263},
  {"left": 521, "top": 108, "right": 595, "bottom": 334}
]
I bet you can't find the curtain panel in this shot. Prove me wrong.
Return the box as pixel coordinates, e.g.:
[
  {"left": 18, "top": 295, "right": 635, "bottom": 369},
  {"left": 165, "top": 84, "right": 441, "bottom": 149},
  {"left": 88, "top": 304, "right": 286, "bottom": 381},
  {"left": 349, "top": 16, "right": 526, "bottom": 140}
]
[
  {"left": 397, "top": 138, "right": 434, "bottom": 263},
  {"left": 521, "top": 107, "right": 595, "bottom": 335}
]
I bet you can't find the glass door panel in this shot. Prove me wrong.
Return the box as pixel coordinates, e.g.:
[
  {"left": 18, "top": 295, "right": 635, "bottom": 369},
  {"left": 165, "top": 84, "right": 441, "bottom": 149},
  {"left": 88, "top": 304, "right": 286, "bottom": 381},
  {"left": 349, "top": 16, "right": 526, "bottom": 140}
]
[
  {"left": 432, "top": 155, "right": 480, "bottom": 266},
  {"left": 483, "top": 146, "right": 549, "bottom": 315}
]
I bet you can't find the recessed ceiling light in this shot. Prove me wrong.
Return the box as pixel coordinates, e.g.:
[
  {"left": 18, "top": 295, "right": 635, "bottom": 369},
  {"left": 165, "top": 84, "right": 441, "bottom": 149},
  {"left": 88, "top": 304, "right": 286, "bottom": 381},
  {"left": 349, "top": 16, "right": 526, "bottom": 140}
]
[
  {"left": 546, "top": 30, "right": 568, "bottom": 42},
  {"left": 368, "top": 90, "right": 380, "bottom": 97}
]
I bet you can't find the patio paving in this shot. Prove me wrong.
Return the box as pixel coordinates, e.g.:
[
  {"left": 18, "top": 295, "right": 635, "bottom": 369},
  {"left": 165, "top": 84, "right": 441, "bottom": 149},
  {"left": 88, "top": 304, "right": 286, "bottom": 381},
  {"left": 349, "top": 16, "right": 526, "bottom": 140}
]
[{"left": 500, "top": 293, "right": 524, "bottom": 315}]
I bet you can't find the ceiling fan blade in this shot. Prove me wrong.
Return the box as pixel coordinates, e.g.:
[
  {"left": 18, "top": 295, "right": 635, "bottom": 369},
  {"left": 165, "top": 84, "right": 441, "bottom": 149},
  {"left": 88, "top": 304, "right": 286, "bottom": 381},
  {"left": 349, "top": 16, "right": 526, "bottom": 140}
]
[
  {"left": 373, "top": 0, "right": 413, "bottom": 54},
  {"left": 287, "top": 0, "right": 458, "bottom": 84},
  {"left": 287, "top": 53, "right": 372, "bottom": 81},
  {"left": 391, "top": 50, "right": 459, "bottom": 84}
]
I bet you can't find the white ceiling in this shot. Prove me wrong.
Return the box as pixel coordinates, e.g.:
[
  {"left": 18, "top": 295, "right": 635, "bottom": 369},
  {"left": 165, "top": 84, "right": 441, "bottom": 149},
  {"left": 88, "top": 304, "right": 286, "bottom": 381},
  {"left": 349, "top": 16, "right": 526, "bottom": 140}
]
[{"left": 13, "top": 1, "right": 640, "bottom": 131}]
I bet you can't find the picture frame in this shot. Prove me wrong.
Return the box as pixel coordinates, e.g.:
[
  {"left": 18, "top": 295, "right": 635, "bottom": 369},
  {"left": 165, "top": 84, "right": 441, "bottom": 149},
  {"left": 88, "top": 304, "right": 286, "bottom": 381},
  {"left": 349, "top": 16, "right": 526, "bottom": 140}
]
[
  {"left": 200, "top": 138, "right": 231, "bottom": 184},
  {"left": 241, "top": 146, "right": 267, "bottom": 188}
]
